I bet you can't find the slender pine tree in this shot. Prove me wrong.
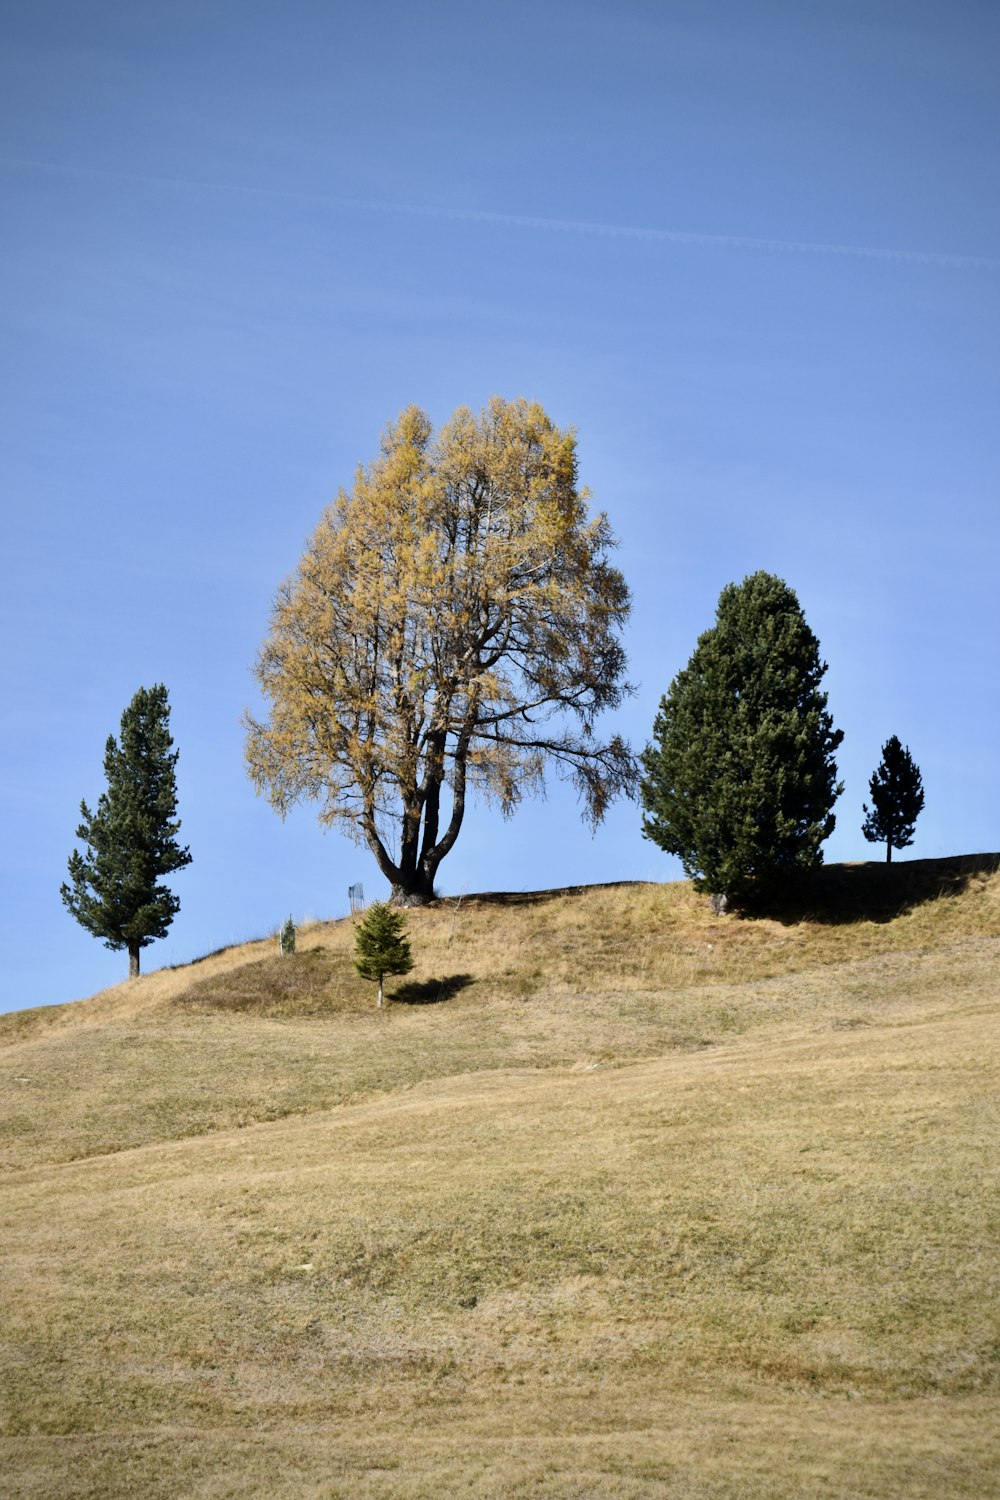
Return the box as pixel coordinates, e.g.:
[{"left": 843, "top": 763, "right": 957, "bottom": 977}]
[
  {"left": 353, "top": 902, "right": 413, "bottom": 1007},
  {"left": 61, "top": 685, "right": 192, "bottom": 978},
  {"left": 862, "top": 736, "right": 924, "bottom": 863},
  {"left": 279, "top": 915, "right": 296, "bottom": 956},
  {"left": 640, "top": 572, "right": 844, "bottom": 909}
]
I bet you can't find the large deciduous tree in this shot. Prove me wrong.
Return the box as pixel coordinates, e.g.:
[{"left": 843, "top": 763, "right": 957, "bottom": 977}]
[
  {"left": 61, "top": 684, "right": 192, "bottom": 977},
  {"left": 640, "top": 572, "right": 843, "bottom": 909},
  {"left": 245, "top": 398, "right": 635, "bottom": 903},
  {"left": 862, "top": 735, "right": 924, "bottom": 862}
]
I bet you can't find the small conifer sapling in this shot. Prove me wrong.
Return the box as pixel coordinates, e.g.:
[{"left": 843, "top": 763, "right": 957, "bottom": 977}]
[{"left": 353, "top": 902, "right": 413, "bottom": 1007}]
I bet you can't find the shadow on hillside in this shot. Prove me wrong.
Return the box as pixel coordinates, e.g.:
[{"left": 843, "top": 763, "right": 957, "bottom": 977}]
[
  {"left": 451, "top": 881, "right": 653, "bottom": 910},
  {"left": 391, "top": 974, "right": 474, "bottom": 1006},
  {"left": 750, "top": 853, "right": 1000, "bottom": 926}
]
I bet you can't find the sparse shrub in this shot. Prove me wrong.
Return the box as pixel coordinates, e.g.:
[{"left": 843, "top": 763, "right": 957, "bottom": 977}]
[{"left": 279, "top": 915, "right": 296, "bottom": 956}]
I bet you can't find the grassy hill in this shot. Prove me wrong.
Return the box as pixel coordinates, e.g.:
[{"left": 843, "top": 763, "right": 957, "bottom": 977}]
[{"left": 2, "top": 856, "right": 999, "bottom": 1498}]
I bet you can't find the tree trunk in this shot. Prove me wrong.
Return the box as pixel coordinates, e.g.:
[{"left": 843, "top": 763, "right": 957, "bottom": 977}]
[
  {"left": 361, "top": 810, "right": 435, "bottom": 905},
  {"left": 128, "top": 944, "right": 141, "bottom": 979},
  {"left": 390, "top": 873, "right": 436, "bottom": 906},
  {"left": 419, "top": 736, "right": 445, "bottom": 864},
  {"left": 377, "top": 975, "right": 384, "bottom": 1008},
  {"left": 361, "top": 725, "right": 472, "bottom": 906},
  {"left": 886, "top": 844, "right": 892, "bottom": 864}
]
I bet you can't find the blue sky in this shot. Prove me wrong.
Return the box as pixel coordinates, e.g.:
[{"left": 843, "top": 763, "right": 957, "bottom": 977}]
[{"left": 2, "top": 0, "right": 997, "bottom": 1012}]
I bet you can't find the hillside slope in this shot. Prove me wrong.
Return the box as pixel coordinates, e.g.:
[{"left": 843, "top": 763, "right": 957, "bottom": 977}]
[{"left": 2, "top": 859, "right": 999, "bottom": 1498}]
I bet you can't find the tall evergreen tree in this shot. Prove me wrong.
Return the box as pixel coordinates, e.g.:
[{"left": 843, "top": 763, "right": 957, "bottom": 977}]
[
  {"left": 353, "top": 902, "right": 413, "bottom": 1007},
  {"left": 640, "top": 572, "right": 844, "bottom": 908},
  {"left": 862, "top": 736, "right": 924, "bottom": 863},
  {"left": 61, "top": 685, "right": 192, "bottom": 978}
]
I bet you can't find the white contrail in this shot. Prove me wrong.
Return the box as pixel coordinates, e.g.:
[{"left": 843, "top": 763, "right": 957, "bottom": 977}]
[
  {"left": 4, "top": 155, "right": 997, "bottom": 271},
  {"left": 366, "top": 199, "right": 999, "bottom": 270}
]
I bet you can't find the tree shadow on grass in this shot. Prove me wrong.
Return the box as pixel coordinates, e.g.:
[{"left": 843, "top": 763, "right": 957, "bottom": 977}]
[
  {"left": 747, "top": 853, "right": 1000, "bottom": 927},
  {"left": 442, "top": 880, "right": 653, "bottom": 911},
  {"left": 391, "top": 974, "right": 475, "bottom": 1006}
]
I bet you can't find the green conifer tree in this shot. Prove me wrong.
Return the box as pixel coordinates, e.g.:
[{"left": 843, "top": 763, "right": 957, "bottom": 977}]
[
  {"left": 353, "top": 901, "right": 413, "bottom": 1007},
  {"left": 862, "top": 736, "right": 924, "bottom": 863},
  {"left": 640, "top": 572, "right": 844, "bottom": 908},
  {"left": 61, "top": 685, "right": 192, "bottom": 978}
]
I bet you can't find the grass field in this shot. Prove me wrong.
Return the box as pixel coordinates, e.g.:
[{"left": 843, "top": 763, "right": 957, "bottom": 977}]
[{"left": 2, "top": 856, "right": 998, "bottom": 1497}]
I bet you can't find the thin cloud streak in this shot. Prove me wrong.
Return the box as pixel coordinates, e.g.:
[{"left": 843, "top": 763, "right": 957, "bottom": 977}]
[
  {"left": 380, "top": 200, "right": 998, "bottom": 269},
  {"left": 5, "top": 155, "right": 998, "bottom": 271}
]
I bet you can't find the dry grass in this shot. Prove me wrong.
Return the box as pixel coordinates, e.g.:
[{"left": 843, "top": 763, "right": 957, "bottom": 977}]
[{"left": 1, "top": 859, "right": 999, "bottom": 1497}]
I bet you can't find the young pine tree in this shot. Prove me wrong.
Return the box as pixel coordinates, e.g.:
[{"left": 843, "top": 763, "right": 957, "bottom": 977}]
[
  {"left": 61, "top": 685, "right": 192, "bottom": 978},
  {"left": 640, "top": 572, "right": 843, "bottom": 909},
  {"left": 353, "top": 902, "right": 413, "bottom": 1007},
  {"left": 862, "top": 736, "right": 925, "bottom": 863}
]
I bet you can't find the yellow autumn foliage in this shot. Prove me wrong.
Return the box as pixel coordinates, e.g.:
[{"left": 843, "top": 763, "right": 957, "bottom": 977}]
[{"left": 245, "top": 398, "right": 634, "bottom": 901}]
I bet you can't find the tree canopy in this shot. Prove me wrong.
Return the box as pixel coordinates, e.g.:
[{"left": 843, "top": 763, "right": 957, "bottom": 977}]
[
  {"left": 862, "top": 735, "right": 925, "bottom": 862},
  {"left": 640, "top": 572, "right": 843, "bottom": 907},
  {"left": 61, "top": 684, "right": 191, "bottom": 977},
  {"left": 245, "top": 398, "right": 635, "bottom": 902}
]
